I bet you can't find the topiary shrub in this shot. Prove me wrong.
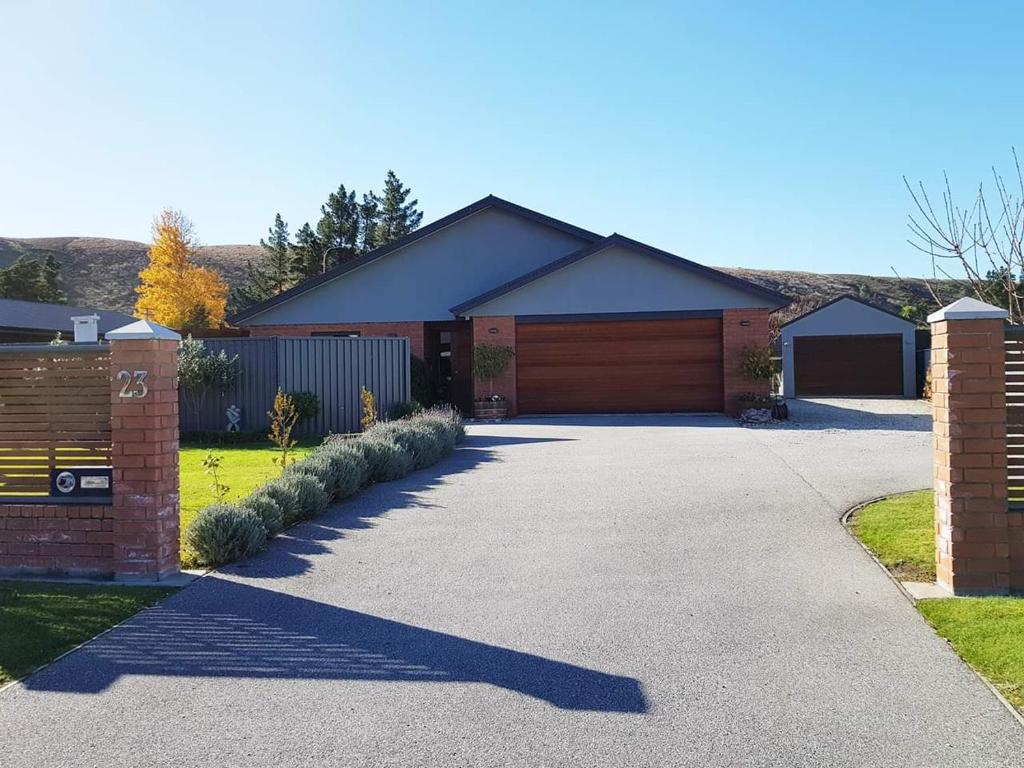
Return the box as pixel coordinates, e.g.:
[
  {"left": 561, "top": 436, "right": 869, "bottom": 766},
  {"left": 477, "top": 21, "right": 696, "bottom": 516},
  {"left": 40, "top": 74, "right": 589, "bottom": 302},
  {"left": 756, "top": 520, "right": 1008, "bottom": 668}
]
[
  {"left": 276, "top": 472, "right": 330, "bottom": 521},
  {"left": 286, "top": 454, "right": 339, "bottom": 497},
  {"left": 241, "top": 491, "right": 285, "bottom": 536},
  {"left": 368, "top": 420, "right": 444, "bottom": 469},
  {"left": 349, "top": 435, "right": 414, "bottom": 482},
  {"left": 184, "top": 503, "right": 267, "bottom": 566},
  {"left": 316, "top": 442, "right": 370, "bottom": 498},
  {"left": 416, "top": 406, "right": 466, "bottom": 446}
]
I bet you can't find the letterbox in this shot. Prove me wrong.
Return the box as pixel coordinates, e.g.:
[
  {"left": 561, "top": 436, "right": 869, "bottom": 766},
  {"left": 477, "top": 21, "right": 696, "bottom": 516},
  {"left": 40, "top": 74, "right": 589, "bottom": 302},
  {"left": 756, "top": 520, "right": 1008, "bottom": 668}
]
[{"left": 50, "top": 467, "right": 113, "bottom": 499}]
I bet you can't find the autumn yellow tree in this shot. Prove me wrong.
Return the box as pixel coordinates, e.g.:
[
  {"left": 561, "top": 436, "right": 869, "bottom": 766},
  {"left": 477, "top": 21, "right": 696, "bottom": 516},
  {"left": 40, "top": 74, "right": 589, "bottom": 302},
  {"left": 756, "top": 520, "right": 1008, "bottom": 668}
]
[{"left": 135, "top": 209, "right": 228, "bottom": 330}]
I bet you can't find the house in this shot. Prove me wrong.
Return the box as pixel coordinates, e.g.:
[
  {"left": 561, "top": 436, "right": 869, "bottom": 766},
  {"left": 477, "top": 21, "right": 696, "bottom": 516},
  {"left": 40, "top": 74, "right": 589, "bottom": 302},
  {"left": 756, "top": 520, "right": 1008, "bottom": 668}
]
[
  {"left": 780, "top": 295, "right": 917, "bottom": 398},
  {"left": 229, "top": 196, "right": 789, "bottom": 415},
  {"left": 0, "top": 297, "right": 137, "bottom": 343}
]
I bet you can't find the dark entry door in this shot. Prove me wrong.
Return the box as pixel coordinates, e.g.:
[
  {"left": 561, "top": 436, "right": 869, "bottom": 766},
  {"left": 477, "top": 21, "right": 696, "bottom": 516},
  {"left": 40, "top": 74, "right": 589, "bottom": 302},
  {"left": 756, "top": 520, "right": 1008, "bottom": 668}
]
[
  {"left": 793, "top": 334, "right": 903, "bottom": 396},
  {"left": 424, "top": 321, "right": 473, "bottom": 414}
]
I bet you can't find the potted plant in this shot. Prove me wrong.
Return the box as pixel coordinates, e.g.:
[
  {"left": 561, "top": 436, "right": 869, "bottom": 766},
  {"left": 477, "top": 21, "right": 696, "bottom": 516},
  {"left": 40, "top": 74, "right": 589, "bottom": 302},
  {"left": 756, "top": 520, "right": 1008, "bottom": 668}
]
[
  {"left": 738, "top": 345, "right": 787, "bottom": 420},
  {"left": 473, "top": 344, "right": 515, "bottom": 419}
]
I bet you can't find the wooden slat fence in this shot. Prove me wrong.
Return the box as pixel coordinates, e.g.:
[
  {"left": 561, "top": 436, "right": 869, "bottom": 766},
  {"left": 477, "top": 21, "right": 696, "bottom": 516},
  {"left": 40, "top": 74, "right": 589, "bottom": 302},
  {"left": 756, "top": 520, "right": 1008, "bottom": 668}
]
[
  {"left": 0, "top": 344, "right": 112, "bottom": 499},
  {"left": 179, "top": 336, "right": 411, "bottom": 436},
  {"left": 1006, "top": 326, "right": 1024, "bottom": 509}
]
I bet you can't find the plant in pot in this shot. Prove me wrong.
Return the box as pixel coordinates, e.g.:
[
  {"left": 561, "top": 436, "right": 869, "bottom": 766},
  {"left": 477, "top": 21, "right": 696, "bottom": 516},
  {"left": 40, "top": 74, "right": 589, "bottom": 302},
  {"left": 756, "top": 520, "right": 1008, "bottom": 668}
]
[
  {"left": 473, "top": 344, "right": 515, "bottom": 419},
  {"left": 737, "top": 345, "right": 786, "bottom": 419}
]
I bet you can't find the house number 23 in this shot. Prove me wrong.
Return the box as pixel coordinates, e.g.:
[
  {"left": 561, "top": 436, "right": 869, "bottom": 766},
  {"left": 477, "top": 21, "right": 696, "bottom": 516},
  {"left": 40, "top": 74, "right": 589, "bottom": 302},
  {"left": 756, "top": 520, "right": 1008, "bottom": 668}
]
[{"left": 117, "top": 370, "right": 149, "bottom": 399}]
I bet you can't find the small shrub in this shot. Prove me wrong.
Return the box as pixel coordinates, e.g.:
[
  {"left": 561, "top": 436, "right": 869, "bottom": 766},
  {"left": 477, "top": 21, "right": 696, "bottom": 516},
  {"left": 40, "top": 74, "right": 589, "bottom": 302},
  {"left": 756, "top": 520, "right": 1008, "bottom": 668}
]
[
  {"left": 241, "top": 492, "right": 285, "bottom": 536},
  {"left": 286, "top": 454, "right": 339, "bottom": 497},
  {"left": 202, "top": 450, "right": 229, "bottom": 501},
  {"left": 276, "top": 472, "right": 330, "bottom": 521},
  {"left": 415, "top": 406, "right": 465, "bottom": 449},
  {"left": 387, "top": 399, "right": 424, "bottom": 421},
  {"left": 473, "top": 344, "right": 514, "bottom": 397},
  {"left": 360, "top": 385, "right": 378, "bottom": 431},
  {"left": 288, "top": 391, "right": 320, "bottom": 423},
  {"left": 260, "top": 481, "right": 302, "bottom": 526},
  {"left": 316, "top": 442, "right": 370, "bottom": 498},
  {"left": 268, "top": 388, "right": 299, "bottom": 471},
  {"left": 739, "top": 345, "right": 776, "bottom": 383},
  {"left": 369, "top": 420, "right": 444, "bottom": 469},
  {"left": 184, "top": 503, "right": 267, "bottom": 566},
  {"left": 350, "top": 435, "right": 414, "bottom": 482}
]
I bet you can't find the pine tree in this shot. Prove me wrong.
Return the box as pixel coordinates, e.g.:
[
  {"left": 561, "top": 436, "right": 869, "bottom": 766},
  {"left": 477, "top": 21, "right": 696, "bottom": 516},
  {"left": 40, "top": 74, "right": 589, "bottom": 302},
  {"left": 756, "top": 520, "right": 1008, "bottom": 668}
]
[
  {"left": 229, "top": 258, "right": 277, "bottom": 311},
  {"left": 368, "top": 170, "right": 423, "bottom": 248},
  {"left": 38, "top": 255, "right": 66, "bottom": 303},
  {"left": 289, "top": 222, "right": 325, "bottom": 281},
  {"left": 360, "top": 190, "right": 381, "bottom": 250},
  {"left": 0, "top": 255, "right": 66, "bottom": 303},
  {"left": 316, "top": 185, "right": 361, "bottom": 267},
  {"left": 135, "top": 209, "right": 228, "bottom": 329},
  {"left": 260, "top": 213, "right": 293, "bottom": 293}
]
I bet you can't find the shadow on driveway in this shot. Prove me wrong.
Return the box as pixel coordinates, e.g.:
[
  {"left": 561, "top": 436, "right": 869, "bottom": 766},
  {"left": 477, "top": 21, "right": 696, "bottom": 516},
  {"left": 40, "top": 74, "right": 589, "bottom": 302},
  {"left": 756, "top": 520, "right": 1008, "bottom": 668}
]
[{"left": 22, "top": 578, "right": 647, "bottom": 714}]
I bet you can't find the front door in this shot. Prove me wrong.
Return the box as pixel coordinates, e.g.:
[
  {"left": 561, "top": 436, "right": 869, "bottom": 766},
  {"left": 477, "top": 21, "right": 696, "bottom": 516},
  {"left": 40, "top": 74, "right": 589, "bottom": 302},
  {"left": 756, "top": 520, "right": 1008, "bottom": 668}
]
[{"left": 424, "top": 321, "right": 473, "bottom": 415}]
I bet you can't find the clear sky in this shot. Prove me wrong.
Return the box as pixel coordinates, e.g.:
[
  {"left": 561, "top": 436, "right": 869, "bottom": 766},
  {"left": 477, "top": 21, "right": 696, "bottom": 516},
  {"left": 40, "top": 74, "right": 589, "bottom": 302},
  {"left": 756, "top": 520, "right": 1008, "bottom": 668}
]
[{"left": 1, "top": 1, "right": 1022, "bottom": 277}]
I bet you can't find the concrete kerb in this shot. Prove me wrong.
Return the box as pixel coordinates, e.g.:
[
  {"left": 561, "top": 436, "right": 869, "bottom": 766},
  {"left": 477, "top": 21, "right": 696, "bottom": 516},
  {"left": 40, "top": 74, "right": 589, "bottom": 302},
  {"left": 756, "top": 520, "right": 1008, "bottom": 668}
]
[{"left": 840, "top": 491, "right": 1024, "bottom": 729}]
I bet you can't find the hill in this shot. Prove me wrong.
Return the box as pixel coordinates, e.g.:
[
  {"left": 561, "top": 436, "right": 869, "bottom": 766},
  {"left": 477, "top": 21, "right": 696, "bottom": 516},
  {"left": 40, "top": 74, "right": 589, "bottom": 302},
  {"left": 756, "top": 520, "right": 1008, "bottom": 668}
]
[{"left": 0, "top": 235, "right": 965, "bottom": 324}]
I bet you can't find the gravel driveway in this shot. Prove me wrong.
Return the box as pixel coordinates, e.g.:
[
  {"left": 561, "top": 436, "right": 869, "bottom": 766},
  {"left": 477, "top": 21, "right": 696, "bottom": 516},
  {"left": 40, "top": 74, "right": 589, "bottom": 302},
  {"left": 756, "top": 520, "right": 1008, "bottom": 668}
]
[{"left": 2, "top": 405, "right": 1021, "bottom": 767}]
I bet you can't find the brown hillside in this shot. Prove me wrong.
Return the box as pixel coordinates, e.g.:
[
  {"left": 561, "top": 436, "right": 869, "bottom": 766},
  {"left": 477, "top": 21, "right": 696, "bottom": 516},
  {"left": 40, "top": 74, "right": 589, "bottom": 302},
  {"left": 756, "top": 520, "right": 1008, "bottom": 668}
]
[{"left": 0, "top": 235, "right": 966, "bottom": 322}]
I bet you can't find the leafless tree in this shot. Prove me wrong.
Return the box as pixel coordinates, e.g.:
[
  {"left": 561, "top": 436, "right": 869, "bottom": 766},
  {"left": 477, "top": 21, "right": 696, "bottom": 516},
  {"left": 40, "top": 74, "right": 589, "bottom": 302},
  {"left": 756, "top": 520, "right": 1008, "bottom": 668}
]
[{"left": 905, "top": 149, "right": 1024, "bottom": 322}]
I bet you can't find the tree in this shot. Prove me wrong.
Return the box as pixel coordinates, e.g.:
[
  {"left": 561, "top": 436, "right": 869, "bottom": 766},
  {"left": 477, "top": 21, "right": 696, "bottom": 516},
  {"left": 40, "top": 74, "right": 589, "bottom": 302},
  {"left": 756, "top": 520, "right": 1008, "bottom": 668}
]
[
  {"left": 0, "top": 255, "right": 66, "bottom": 303},
  {"left": 260, "top": 213, "right": 293, "bottom": 293},
  {"left": 135, "top": 209, "right": 228, "bottom": 329},
  {"left": 367, "top": 170, "right": 422, "bottom": 249},
  {"left": 317, "top": 184, "right": 361, "bottom": 267},
  {"left": 290, "top": 222, "right": 325, "bottom": 281},
  {"left": 229, "top": 258, "right": 277, "bottom": 312},
  {"left": 905, "top": 149, "right": 1024, "bottom": 322}
]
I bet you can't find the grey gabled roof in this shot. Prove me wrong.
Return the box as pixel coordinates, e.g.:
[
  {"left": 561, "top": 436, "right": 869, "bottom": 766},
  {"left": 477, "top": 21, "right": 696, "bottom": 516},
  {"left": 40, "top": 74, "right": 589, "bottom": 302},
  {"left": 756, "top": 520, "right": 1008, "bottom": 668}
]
[
  {"left": 0, "top": 297, "right": 136, "bottom": 335},
  {"left": 228, "top": 195, "right": 601, "bottom": 324},
  {"left": 779, "top": 294, "right": 915, "bottom": 328},
  {"left": 449, "top": 233, "right": 791, "bottom": 315}
]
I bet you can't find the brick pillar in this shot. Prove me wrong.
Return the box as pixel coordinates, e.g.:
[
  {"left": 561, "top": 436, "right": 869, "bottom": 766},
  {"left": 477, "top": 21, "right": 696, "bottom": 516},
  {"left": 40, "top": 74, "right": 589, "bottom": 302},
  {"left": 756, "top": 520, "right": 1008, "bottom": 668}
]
[
  {"left": 107, "top": 321, "right": 181, "bottom": 580},
  {"left": 722, "top": 308, "right": 770, "bottom": 415},
  {"left": 471, "top": 316, "right": 517, "bottom": 416},
  {"left": 929, "top": 298, "right": 1010, "bottom": 595}
]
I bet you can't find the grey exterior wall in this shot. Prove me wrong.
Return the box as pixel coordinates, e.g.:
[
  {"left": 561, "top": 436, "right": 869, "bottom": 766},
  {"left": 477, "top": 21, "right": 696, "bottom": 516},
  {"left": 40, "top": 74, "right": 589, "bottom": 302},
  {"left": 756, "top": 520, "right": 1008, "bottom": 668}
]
[
  {"left": 461, "top": 244, "right": 779, "bottom": 317},
  {"left": 780, "top": 298, "right": 916, "bottom": 397},
  {"left": 239, "top": 208, "right": 590, "bottom": 325},
  {"left": 180, "top": 336, "right": 410, "bottom": 435}
]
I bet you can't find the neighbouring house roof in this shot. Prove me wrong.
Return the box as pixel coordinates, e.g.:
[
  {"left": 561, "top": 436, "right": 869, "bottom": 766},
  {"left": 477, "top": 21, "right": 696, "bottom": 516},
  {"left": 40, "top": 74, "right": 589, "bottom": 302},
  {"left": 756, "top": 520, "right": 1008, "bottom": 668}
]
[
  {"left": 0, "top": 297, "right": 137, "bottom": 336},
  {"left": 780, "top": 294, "right": 915, "bottom": 329},
  {"left": 449, "top": 233, "right": 791, "bottom": 315},
  {"left": 228, "top": 195, "right": 602, "bottom": 324}
]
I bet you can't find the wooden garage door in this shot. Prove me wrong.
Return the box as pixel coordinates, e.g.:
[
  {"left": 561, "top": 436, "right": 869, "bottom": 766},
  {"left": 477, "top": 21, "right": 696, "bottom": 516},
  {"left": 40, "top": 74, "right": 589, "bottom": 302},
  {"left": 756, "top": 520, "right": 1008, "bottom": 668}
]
[
  {"left": 794, "top": 334, "right": 903, "bottom": 396},
  {"left": 516, "top": 317, "right": 723, "bottom": 414}
]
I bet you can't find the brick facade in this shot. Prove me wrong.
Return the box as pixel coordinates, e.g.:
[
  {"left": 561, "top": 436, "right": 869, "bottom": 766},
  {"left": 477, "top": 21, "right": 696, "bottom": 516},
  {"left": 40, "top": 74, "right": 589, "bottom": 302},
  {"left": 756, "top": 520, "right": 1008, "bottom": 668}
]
[
  {"left": 930, "top": 315, "right": 1013, "bottom": 595},
  {"left": 471, "top": 316, "right": 517, "bottom": 416},
  {"left": 722, "top": 308, "right": 771, "bottom": 415},
  {"left": 0, "top": 333, "right": 181, "bottom": 580},
  {"left": 247, "top": 321, "right": 426, "bottom": 361}
]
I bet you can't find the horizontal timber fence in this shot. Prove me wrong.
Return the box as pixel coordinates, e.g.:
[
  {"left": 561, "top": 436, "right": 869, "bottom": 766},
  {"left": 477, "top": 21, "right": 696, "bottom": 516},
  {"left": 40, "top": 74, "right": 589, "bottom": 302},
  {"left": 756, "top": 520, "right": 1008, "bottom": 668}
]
[
  {"left": 0, "top": 328, "right": 182, "bottom": 580},
  {"left": 179, "top": 336, "right": 411, "bottom": 436}
]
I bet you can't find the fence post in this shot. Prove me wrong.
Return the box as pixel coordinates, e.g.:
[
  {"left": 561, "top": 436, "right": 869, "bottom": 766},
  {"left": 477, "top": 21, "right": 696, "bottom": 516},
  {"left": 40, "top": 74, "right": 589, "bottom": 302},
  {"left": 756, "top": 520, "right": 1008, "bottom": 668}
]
[
  {"left": 928, "top": 298, "right": 1010, "bottom": 595},
  {"left": 106, "top": 320, "right": 181, "bottom": 580}
]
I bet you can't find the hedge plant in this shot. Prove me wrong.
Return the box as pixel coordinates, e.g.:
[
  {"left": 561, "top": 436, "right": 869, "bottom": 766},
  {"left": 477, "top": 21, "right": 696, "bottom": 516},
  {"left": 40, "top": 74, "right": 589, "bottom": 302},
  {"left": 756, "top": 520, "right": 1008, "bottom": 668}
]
[{"left": 185, "top": 503, "right": 267, "bottom": 566}]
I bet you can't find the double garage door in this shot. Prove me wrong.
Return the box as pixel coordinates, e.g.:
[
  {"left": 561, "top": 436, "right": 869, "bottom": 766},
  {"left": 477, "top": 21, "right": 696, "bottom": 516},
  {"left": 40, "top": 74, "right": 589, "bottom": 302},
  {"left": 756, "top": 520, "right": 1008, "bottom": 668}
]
[
  {"left": 793, "top": 334, "right": 903, "bottom": 396},
  {"left": 516, "top": 317, "right": 723, "bottom": 414}
]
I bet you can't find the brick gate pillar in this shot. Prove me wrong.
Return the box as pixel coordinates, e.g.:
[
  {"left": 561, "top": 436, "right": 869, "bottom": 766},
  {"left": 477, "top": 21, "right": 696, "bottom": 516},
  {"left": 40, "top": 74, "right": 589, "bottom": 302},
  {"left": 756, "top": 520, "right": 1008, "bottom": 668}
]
[
  {"left": 106, "top": 320, "right": 181, "bottom": 580},
  {"left": 928, "top": 298, "right": 1010, "bottom": 595}
]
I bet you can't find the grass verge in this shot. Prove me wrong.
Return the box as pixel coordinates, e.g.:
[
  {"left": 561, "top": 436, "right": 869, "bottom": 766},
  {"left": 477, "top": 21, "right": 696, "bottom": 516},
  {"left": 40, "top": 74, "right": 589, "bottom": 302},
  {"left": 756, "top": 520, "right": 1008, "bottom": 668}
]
[
  {"left": 851, "top": 490, "right": 1024, "bottom": 715},
  {"left": 0, "top": 581, "right": 174, "bottom": 687}
]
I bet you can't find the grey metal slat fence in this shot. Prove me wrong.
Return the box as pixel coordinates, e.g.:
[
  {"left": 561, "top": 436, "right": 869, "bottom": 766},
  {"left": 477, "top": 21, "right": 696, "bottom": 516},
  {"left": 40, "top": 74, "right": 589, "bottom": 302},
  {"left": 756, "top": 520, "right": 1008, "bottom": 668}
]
[
  {"left": 180, "top": 336, "right": 410, "bottom": 436},
  {"left": 1005, "top": 325, "right": 1024, "bottom": 510}
]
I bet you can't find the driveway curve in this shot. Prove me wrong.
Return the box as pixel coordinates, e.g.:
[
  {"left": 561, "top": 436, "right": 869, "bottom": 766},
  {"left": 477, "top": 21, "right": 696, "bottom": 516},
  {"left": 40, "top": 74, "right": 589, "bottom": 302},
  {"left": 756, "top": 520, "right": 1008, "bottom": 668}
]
[{"left": 2, "top": 409, "right": 1022, "bottom": 766}]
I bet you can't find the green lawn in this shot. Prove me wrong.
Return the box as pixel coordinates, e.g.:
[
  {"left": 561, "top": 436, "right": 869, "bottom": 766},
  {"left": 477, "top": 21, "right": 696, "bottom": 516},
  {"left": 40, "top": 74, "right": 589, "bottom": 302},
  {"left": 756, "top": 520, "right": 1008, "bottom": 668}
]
[
  {"left": 0, "top": 581, "right": 174, "bottom": 687},
  {"left": 179, "top": 440, "right": 317, "bottom": 532},
  {"left": 852, "top": 491, "right": 1024, "bottom": 714},
  {"left": 851, "top": 489, "right": 935, "bottom": 581}
]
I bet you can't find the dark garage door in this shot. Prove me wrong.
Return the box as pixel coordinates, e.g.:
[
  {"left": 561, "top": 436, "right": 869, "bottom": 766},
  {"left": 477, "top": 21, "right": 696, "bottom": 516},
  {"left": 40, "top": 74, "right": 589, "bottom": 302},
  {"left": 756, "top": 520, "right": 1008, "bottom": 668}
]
[
  {"left": 793, "top": 334, "right": 903, "bottom": 396},
  {"left": 516, "top": 317, "right": 723, "bottom": 414}
]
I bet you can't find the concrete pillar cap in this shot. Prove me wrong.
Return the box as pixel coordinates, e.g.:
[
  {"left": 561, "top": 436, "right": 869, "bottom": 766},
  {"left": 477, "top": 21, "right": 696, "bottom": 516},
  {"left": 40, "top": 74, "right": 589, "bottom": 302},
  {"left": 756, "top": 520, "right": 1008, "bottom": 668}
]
[
  {"left": 106, "top": 319, "right": 181, "bottom": 341},
  {"left": 927, "top": 297, "right": 1008, "bottom": 323}
]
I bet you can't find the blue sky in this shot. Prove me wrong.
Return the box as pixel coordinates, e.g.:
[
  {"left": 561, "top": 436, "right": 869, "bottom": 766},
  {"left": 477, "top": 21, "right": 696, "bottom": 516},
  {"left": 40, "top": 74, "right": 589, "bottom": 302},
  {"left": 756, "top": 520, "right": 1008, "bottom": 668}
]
[{"left": 1, "top": 1, "right": 1022, "bottom": 277}]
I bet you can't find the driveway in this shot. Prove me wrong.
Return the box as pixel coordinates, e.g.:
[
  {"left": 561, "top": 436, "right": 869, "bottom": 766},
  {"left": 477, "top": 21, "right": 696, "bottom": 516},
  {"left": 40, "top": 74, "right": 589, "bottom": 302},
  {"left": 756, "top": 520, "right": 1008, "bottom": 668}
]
[{"left": 2, "top": 406, "right": 1022, "bottom": 766}]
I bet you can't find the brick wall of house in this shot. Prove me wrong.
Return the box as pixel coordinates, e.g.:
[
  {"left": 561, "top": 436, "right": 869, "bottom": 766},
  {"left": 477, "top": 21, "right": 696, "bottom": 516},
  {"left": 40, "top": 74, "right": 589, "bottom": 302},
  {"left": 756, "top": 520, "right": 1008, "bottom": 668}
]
[
  {"left": 0, "top": 336, "right": 181, "bottom": 580},
  {"left": 722, "top": 308, "right": 771, "bottom": 415},
  {"left": 247, "top": 321, "right": 426, "bottom": 361},
  {"left": 471, "top": 316, "right": 517, "bottom": 416}
]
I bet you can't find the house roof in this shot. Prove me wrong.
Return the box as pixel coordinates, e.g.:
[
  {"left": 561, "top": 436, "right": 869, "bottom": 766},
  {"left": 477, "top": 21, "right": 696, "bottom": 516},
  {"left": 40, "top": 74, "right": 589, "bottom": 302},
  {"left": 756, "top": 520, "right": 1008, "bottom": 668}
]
[
  {"left": 0, "top": 297, "right": 137, "bottom": 336},
  {"left": 449, "top": 233, "right": 791, "bottom": 315},
  {"left": 228, "top": 195, "right": 602, "bottom": 324},
  {"left": 779, "top": 294, "right": 915, "bottom": 328}
]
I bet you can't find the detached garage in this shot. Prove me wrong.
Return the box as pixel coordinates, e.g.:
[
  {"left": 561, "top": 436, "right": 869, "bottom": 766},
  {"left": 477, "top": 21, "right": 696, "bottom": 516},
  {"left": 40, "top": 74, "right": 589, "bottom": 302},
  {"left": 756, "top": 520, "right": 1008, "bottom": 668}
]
[{"left": 781, "top": 296, "right": 916, "bottom": 398}]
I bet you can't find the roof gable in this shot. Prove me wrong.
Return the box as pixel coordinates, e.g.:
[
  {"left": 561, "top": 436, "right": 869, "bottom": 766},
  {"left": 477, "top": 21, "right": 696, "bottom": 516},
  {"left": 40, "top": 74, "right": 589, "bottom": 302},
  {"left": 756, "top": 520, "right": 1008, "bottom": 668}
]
[
  {"left": 230, "top": 195, "right": 599, "bottom": 324},
  {"left": 781, "top": 295, "right": 915, "bottom": 329},
  {"left": 451, "top": 234, "right": 790, "bottom": 316}
]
